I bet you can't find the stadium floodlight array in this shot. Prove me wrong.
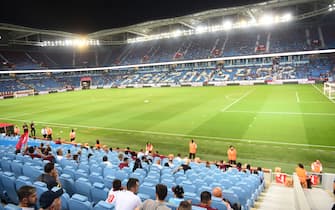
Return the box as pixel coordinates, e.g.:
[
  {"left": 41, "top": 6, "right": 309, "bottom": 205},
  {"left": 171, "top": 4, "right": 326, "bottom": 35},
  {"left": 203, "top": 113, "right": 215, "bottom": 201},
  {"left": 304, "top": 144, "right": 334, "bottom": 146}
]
[
  {"left": 324, "top": 82, "right": 335, "bottom": 100},
  {"left": 40, "top": 39, "right": 100, "bottom": 47},
  {"left": 127, "top": 13, "right": 293, "bottom": 43}
]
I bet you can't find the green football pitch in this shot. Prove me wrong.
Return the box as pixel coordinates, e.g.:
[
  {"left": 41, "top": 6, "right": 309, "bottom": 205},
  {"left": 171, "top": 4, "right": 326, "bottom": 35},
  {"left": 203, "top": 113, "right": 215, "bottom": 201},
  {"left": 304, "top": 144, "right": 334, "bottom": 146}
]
[{"left": 1, "top": 84, "right": 335, "bottom": 173}]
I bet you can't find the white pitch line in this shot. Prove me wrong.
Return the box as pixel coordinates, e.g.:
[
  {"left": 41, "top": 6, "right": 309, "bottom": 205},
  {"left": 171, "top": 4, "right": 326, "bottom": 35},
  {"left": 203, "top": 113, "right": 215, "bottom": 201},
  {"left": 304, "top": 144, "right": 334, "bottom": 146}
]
[
  {"left": 312, "top": 84, "right": 335, "bottom": 104},
  {"left": 221, "top": 90, "right": 253, "bottom": 112},
  {"left": 224, "top": 110, "right": 335, "bottom": 116},
  {"left": 295, "top": 91, "right": 300, "bottom": 103},
  {"left": 1, "top": 116, "right": 335, "bottom": 149}
]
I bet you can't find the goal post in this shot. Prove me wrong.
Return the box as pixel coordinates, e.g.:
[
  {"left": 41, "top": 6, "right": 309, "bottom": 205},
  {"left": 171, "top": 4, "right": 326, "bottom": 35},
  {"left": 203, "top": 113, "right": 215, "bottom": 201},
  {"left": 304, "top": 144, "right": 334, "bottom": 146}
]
[{"left": 324, "top": 82, "right": 335, "bottom": 99}]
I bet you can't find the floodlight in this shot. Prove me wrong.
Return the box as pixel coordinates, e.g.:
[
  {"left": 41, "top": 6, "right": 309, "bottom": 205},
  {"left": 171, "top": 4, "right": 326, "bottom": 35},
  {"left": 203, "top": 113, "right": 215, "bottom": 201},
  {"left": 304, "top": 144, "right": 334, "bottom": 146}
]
[
  {"left": 172, "top": 30, "right": 182, "bottom": 37},
  {"left": 281, "top": 13, "right": 293, "bottom": 22},
  {"left": 223, "top": 21, "right": 232, "bottom": 30},
  {"left": 259, "top": 14, "right": 274, "bottom": 25},
  {"left": 195, "top": 26, "right": 208, "bottom": 34}
]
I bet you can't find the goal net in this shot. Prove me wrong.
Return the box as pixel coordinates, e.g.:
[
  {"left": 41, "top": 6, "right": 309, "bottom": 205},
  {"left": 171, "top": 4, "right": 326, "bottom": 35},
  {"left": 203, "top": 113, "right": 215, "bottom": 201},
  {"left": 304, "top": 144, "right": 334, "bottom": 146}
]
[{"left": 324, "top": 82, "right": 335, "bottom": 99}]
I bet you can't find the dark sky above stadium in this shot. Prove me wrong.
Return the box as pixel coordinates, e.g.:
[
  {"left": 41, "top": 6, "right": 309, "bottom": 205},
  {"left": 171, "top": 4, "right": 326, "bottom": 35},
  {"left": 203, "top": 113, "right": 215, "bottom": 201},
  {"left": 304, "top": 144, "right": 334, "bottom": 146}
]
[{"left": 1, "top": 0, "right": 264, "bottom": 34}]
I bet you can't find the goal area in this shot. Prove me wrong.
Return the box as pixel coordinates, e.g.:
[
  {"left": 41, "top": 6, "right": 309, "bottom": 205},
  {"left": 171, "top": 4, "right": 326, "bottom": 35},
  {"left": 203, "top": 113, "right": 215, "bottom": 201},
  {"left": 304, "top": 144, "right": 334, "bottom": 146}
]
[{"left": 324, "top": 82, "right": 335, "bottom": 99}]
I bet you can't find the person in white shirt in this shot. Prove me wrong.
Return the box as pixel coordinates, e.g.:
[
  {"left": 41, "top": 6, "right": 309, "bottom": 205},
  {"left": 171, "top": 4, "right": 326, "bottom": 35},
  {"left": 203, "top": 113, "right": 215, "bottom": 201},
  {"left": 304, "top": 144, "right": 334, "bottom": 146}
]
[
  {"left": 106, "top": 179, "right": 123, "bottom": 204},
  {"left": 102, "top": 155, "right": 112, "bottom": 167},
  {"left": 114, "top": 178, "right": 141, "bottom": 210}
]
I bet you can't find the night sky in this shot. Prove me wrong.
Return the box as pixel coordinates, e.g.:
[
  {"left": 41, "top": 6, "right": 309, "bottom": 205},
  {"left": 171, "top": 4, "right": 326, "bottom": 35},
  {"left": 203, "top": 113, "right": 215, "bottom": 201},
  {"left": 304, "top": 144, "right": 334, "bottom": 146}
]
[{"left": 1, "top": 0, "right": 264, "bottom": 34}]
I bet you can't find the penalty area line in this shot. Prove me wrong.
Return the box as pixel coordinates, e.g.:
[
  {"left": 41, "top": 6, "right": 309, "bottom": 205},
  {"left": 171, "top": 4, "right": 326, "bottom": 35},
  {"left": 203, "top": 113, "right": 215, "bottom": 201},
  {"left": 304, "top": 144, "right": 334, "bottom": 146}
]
[{"left": 0, "top": 116, "right": 334, "bottom": 149}]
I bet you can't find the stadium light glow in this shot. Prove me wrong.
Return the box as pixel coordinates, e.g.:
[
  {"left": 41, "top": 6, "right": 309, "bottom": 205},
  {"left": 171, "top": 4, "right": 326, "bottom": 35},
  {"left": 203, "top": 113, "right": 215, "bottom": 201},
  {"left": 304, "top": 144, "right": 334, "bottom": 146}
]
[
  {"left": 41, "top": 38, "right": 100, "bottom": 47},
  {"left": 127, "top": 12, "right": 294, "bottom": 43}
]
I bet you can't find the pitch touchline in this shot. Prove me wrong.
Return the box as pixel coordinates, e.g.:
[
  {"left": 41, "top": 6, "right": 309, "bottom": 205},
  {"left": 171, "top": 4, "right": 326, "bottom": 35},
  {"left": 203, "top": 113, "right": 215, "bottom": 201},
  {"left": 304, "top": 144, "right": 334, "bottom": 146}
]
[
  {"left": 1, "top": 116, "right": 334, "bottom": 149},
  {"left": 312, "top": 84, "right": 335, "bottom": 104},
  {"left": 221, "top": 90, "right": 253, "bottom": 112},
  {"left": 224, "top": 110, "right": 335, "bottom": 116}
]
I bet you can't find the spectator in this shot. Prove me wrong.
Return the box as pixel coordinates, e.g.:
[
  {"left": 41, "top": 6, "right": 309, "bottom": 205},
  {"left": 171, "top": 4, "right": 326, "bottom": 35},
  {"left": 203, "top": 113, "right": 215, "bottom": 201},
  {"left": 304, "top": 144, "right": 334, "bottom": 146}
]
[
  {"left": 195, "top": 191, "right": 218, "bottom": 210},
  {"left": 227, "top": 145, "right": 237, "bottom": 165},
  {"left": 106, "top": 179, "right": 123, "bottom": 204},
  {"left": 17, "top": 185, "right": 38, "bottom": 210},
  {"left": 41, "top": 127, "right": 47, "bottom": 139},
  {"left": 46, "top": 126, "right": 52, "bottom": 140},
  {"left": 133, "top": 158, "right": 143, "bottom": 172},
  {"left": 169, "top": 185, "right": 184, "bottom": 206},
  {"left": 296, "top": 163, "right": 310, "bottom": 188},
  {"left": 14, "top": 125, "right": 20, "bottom": 136},
  {"left": 115, "top": 178, "right": 142, "bottom": 210},
  {"left": 164, "top": 154, "right": 175, "bottom": 168},
  {"left": 95, "top": 139, "right": 101, "bottom": 149},
  {"left": 212, "top": 187, "right": 233, "bottom": 210},
  {"left": 153, "top": 159, "right": 163, "bottom": 169},
  {"left": 56, "top": 149, "right": 63, "bottom": 162},
  {"left": 137, "top": 149, "right": 145, "bottom": 158},
  {"left": 69, "top": 129, "right": 76, "bottom": 142},
  {"left": 30, "top": 121, "right": 36, "bottom": 137},
  {"left": 178, "top": 201, "right": 191, "bottom": 210},
  {"left": 311, "top": 160, "right": 322, "bottom": 173},
  {"left": 102, "top": 155, "right": 112, "bottom": 167},
  {"left": 119, "top": 157, "right": 129, "bottom": 169},
  {"left": 135, "top": 184, "right": 171, "bottom": 210},
  {"left": 36, "top": 162, "right": 61, "bottom": 190},
  {"left": 174, "top": 158, "right": 191, "bottom": 174},
  {"left": 145, "top": 142, "right": 153, "bottom": 155},
  {"left": 189, "top": 139, "right": 197, "bottom": 160},
  {"left": 39, "top": 188, "right": 63, "bottom": 210}
]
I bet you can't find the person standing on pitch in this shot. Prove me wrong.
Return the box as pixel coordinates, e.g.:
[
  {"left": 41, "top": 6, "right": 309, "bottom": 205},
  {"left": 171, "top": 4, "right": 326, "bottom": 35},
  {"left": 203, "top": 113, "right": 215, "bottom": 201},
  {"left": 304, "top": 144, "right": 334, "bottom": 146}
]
[
  {"left": 189, "top": 139, "right": 197, "bottom": 160},
  {"left": 30, "top": 121, "right": 36, "bottom": 137},
  {"left": 69, "top": 129, "right": 76, "bottom": 142},
  {"left": 227, "top": 145, "right": 237, "bottom": 165}
]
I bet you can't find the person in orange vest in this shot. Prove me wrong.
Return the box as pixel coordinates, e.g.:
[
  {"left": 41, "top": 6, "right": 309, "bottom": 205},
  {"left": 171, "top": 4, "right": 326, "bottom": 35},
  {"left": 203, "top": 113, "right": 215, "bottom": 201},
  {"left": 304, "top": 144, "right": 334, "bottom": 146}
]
[
  {"left": 145, "top": 142, "right": 153, "bottom": 155},
  {"left": 69, "top": 129, "right": 76, "bottom": 142},
  {"left": 296, "top": 163, "right": 310, "bottom": 188},
  {"left": 14, "top": 126, "right": 20, "bottom": 136},
  {"left": 227, "top": 145, "right": 237, "bottom": 165},
  {"left": 95, "top": 139, "right": 101, "bottom": 149},
  {"left": 189, "top": 139, "right": 197, "bottom": 160},
  {"left": 46, "top": 127, "right": 53, "bottom": 140}
]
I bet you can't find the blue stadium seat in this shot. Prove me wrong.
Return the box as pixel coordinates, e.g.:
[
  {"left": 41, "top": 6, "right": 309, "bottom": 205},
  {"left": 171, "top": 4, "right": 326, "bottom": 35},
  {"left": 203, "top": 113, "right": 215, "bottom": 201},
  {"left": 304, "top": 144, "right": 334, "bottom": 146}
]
[
  {"left": 15, "top": 176, "right": 32, "bottom": 191},
  {"left": 75, "top": 177, "right": 92, "bottom": 201},
  {"left": 69, "top": 194, "right": 93, "bottom": 210},
  {"left": 1, "top": 172, "right": 18, "bottom": 204},
  {"left": 90, "top": 182, "right": 108, "bottom": 205},
  {"left": 103, "top": 166, "right": 116, "bottom": 178},
  {"left": 59, "top": 174, "right": 75, "bottom": 196},
  {"left": 11, "top": 160, "right": 23, "bottom": 177},
  {"left": 33, "top": 181, "right": 49, "bottom": 209},
  {"left": 3, "top": 204, "right": 21, "bottom": 210},
  {"left": 93, "top": 201, "right": 115, "bottom": 210},
  {"left": 89, "top": 172, "right": 104, "bottom": 185},
  {"left": 211, "top": 197, "right": 228, "bottom": 210},
  {"left": 138, "top": 182, "right": 156, "bottom": 200}
]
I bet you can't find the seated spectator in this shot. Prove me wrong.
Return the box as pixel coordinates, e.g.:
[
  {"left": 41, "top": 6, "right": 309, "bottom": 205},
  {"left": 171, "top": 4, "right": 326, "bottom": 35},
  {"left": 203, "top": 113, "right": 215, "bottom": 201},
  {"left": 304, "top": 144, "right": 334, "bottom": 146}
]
[
  {"left": 106, "top": 179, "right": 123, "bottom": 204},
  {"left": 39, "top": 188, "right": 63, "bottom": 210},
  {"left": 169, "top": 185, "right": 184, "bottom": 206},
  {"left": 115, "top": 178, "right": 142, "bottom": 210},
  {"left": 133, "top": 158, "right": 143, "bottom": 172},
  {"left": 174, "top": 158, "right": 191, "bottom": 174},
  {"left": 17, "top": 185, "right": 38, "bottom": 210},
  {"left": 55, "top": 149, "right": 63, "bottom": 162},
  {"left": 212, "top": 187, "right": 233, "bottom": 210},
  {"left": 36, "top": 162, "right": 61, "bottom": 190},
  {"left": 137, "top": 149, "right": 145, "bottom": 159},
  {"left": 119, "top": 157, "right": 130, "bottom": 169},
  {"left": 135, "top": 184, "right": 170, "bottom": 210},
  {"left": 164, "top": 154, "right": 175, "bottom": 168},
  {"left": 236, "top": 162, "right": 242, "bottom": 172},
  {"left": 195, "top": 191, "right": 218, "bottom": 210},
  {"left": 178, "top": 201, "right": 191, "bottom": 210},
  {"left": 102, "top": 155, "right": 112, "bottom": 167},
  {"left": 153, "top": 159, "right": 163, "bottom": 169}
]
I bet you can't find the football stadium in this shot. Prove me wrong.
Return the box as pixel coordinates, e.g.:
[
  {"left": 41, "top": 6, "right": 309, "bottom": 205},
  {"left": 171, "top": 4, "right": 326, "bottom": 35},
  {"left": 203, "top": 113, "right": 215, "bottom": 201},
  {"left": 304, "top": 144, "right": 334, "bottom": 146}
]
[{"left": 0, "top": 0, "right": 335, "bottom": 209}]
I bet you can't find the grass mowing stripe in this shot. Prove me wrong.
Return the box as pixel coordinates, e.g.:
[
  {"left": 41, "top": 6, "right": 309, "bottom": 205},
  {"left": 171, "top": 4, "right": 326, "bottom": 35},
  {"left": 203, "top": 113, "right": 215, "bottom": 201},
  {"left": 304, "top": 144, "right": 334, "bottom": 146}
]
[{"left": 1, "top": 116, "right": 335, "bottom": 149}]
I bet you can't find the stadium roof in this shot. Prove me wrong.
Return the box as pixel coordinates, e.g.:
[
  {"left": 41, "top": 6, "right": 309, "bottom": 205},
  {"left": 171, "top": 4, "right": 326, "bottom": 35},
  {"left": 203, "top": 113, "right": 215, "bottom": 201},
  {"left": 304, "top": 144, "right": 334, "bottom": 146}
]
[{"left": 0, "top": 0, "right": 333, "bottom": 46}]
